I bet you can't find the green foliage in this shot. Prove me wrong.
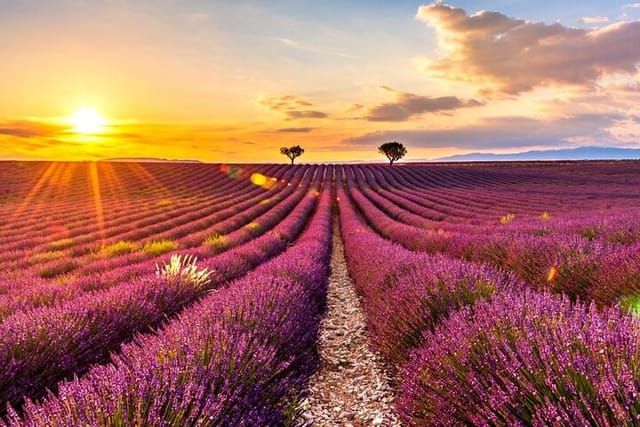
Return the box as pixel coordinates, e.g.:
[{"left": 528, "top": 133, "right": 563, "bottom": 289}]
[
  {"left": 142, "top": 240, "right": 178, "bottom": 256},
  {"left": 500, "top": 213, "right": 515, "bottom": 224},
  {"left": 96, "top": 241, "right": 138, "bottom": 258},
  {"left": 48, "top": 238, "right": 74, "bottom": 250},
  {"left": 37, "top": 260, "right": 78, "bottom": 278},
  {"left": 203, "top": 234, "right": 227, "bottom": 252},
  {"left": 581, "top": 227, "right": 599, "bottom": 241},
  {"left": 28, "top": 250, "right": 67, "bottom": 265},
  {"left": 619, "top": 294, "right": 640, "bottom": 316},
  {"left": 533, "top": 227, "right": 552, "bottom": 237}
]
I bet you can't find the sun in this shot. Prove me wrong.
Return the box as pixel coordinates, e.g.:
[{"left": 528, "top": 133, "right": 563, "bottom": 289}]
[{"left": 68, "top": 108, "right": 107, "bottom": 134}]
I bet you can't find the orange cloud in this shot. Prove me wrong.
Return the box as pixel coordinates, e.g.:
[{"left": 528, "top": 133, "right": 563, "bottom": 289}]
[
  {"left": 275, "top": 127, "right": 314, "bottom": 133},
  {"left": 416, "top": 3, "right": 640, "bottom": 94},
  {"left": 0, "top": 117, "right": 353, "bottom": 163},
  {"left": 0, "top": 120, "right": 68, "bottom": 138}
]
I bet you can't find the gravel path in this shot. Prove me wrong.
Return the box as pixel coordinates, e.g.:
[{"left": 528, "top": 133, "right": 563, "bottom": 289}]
[{"left": 295, "top": 223, "right": 400, "bottom": 426}]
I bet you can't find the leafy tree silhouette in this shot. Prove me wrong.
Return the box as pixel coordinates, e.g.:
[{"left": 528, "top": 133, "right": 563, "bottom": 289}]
[
  {"left": 280, "top": 145, "right": 305, "bottom": 165},
  {"left": 378, "top": 141, "right": 407, "bottom": 165}
]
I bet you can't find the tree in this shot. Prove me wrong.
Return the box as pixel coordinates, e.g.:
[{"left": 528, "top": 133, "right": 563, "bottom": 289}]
[
  {"left": 280, "top": 145, "right": 304, "bottom": 165},
  {"left": 378, "top": 141, "right": 407, "bottom": 165}
]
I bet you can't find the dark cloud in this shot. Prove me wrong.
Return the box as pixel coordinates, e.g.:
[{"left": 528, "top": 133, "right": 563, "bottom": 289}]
[
  {"left": 0, "top": 120, "right": 67, "bottom": 138},
  {"left": 416, "top": 3, "right": 640, "bottom": 94},
  {"left": 344, "top": 113, "right": 622, "bottom": 149},
  {"left": 364, "top": 87, "right": 483, "bottom": 121},
  {"left": 276, "top": 127, "right": 314, "bottom": 133}
]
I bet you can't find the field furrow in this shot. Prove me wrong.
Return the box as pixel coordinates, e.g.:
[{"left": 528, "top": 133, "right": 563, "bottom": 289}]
[{"left": 1, "top": 161, "right": 639, "bottom": 425}]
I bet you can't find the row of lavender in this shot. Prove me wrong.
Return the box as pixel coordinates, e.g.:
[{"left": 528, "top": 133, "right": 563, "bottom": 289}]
[
  {"left": 345, "top": 165, "right": 640, "bottom": 307},
  {"left": 0, "top": 165, "right": 325, "bottom": 416},
  {"left": 337, "top": 166, "right": 640, "bottom": 425},
  {"left": 0, "top": 165, "right": 312, "bottom": 318},
  {"left": 353, "top": 163, "right": 640, "bottom": 239},
  {"left": 3, "top": 160, "right": 639, "bottom": 424},
  {"left": 0, "top": 162, "right": 224, "bottom": 243},
  {"left": 29, "top": 165, "right": 308, "bottom": 279},
  {"left": 3, "top": 174, "right": 333, "bottom": 426},
  {"left": 0, "top": 163, "right": 285, "bottom": 272},
  {"left": 355, "top": 164, "right": 640, "bottom": 241}
]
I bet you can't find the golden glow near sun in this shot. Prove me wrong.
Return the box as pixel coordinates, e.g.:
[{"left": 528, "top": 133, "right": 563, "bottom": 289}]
[{"left": 68, "top": 108, "right": 107, "bottom": 134}]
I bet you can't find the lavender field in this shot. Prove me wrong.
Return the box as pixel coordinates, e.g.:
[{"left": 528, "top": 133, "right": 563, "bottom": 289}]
[{"left": 1, "top": 160, "right": 640, "bottom": 425}]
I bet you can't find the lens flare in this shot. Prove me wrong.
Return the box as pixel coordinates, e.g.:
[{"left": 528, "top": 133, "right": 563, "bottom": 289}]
[
  {"left": 220, "top": 164, "right": 243, "bottom": 179},
  {"left": 250, "top": 173, "right": 276, "bottom": 189},
  {"left": 250, "top": 173, "right": 267, "bottom": 186}
]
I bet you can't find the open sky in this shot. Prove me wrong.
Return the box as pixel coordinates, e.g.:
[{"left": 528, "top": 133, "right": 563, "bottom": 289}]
[{"left": 1, "top": 0, "right": 640, "bottom": 162}]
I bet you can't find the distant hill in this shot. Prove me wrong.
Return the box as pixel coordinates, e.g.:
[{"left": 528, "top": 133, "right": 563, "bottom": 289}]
[
  {"left": 102, "top": 157, "right": 203, "bottom": 163},
  {"left": 434, "top": 146, "right": 640, "bottom": 162}
]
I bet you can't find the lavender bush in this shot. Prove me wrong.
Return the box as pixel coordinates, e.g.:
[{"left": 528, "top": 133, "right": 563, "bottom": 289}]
[
  {"left": 4, "top": 183, "right": 332, "bottom": 426},
  {"left": 398, "top": 290, "right": 640, "bottom": 426}
]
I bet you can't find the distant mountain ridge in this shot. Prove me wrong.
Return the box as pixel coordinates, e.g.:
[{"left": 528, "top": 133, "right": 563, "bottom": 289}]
[{"left": 434, "top": 146, "right": 640, "bottom": 162}]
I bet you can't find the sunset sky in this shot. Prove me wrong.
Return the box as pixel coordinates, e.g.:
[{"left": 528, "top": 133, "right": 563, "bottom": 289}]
[{"left": 2, "top": 0, "right": 640, "bottom": 162}]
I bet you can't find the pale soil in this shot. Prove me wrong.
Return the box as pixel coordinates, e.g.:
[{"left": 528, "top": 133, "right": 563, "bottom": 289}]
[{"left": 295, "top": 223, "right": 401, "bottom": 427}]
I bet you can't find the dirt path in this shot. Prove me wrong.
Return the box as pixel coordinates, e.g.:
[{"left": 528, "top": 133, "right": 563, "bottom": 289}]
[{"left": 296, "top": 223, "right": 400, "bottom": 426}]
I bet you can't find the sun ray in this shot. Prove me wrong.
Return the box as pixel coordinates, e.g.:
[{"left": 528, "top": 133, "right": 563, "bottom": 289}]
[
  {"left": 99, "top": 162, "right": 125, "bottom": 199},
  {"left": 89, "top": 161, "right": 106, "bottom": 241},
  {"left": 126, "top": 162, "right": 172, "bottom": 198},
  {"left": 6, "top": 163, "right": 60, "bottom": 226},
  {"left": 51, "top": 162, "right": 77, "bottom": 191}
]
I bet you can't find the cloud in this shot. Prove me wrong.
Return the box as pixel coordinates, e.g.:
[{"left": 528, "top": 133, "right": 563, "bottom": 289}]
[
  {"left": 261, "top": 95, "right": 327, "bottom": 120},
  {"left": 344, "top": 113, "right": 622, "bottom": 149},
  {"left": 285, "top": 110, "right": 327, "bottom": 119},
  {"left": 276, "top": 127, "right": 314, "bottom": 133},
  {"left": 416, "top": 3, "right": 640, "bottom": 94},
  {"left": 226, "top": 138, "right": 258, "bottom": 145},
  {"left": 578, "top": 16, "right": 609, "bottom": 24},
  {"left": 0, "top": 120, "right": 67, "bottom": 138},
  {"left": 364, "top": 86, "right": 483, "bottom": 121},
  {"left": 597, "top": 73, "right": 640, "bottom": 91},
  {"left": 624, "top": 3, "right": 640, "bottom": 8},
  {"left": 269, "top": 36, "right": 359, "bottom": 59},
  {"left": 261, "top": 95, "right": 313, "bottom": 110},
  {"left": 0, "top": 136, "right": 93, "bottom": 157}
]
